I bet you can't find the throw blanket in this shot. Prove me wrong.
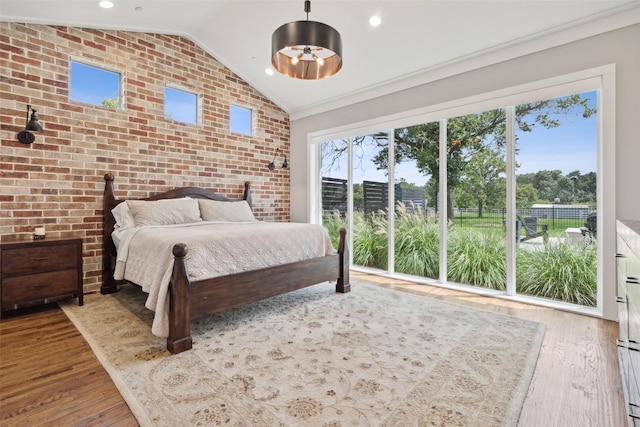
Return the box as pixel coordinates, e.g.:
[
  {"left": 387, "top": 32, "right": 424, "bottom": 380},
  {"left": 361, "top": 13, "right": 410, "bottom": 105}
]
[{"left": 112, "top": 221, "right": 334, "bottom": 337}]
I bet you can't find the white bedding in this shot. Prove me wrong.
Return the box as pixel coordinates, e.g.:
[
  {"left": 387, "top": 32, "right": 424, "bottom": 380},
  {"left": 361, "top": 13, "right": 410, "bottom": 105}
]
[{"left": 112, "top": 221, "right": 335, "bottom": 337}]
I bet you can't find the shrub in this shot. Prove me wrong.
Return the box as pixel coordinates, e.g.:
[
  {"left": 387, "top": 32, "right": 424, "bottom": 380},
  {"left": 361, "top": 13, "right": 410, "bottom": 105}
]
[
  {"left": 352, "top": 212, "right": 388, "bottom": 269},
  {"left": 447, "top": 229, "right": 507, "bottom": 290},
  {"left": 394, "top": 203, "right": 439, "bottom": 278},
  {"left": 322, "top": 212, "right": 348, "bottom": 250},
  {"left": 516, "top": 241, "right": 597, "bottom": 306},
  {"left": 323, "top": 205, "right": 597, "bottom": 307}
]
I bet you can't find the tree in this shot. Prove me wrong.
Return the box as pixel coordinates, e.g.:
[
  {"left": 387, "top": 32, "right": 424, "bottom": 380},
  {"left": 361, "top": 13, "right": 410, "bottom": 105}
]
[
  {"left": 456, "top": 147, "right": 506, "bottom": 216},
  {"left": 516, "top": 183, "right": 538, "bottom": 209},
  {"left": 391, "top": 96, "right": 594, "bottom": 220},
  {"left": 101, "top": 96, "right": 119, "bottom": 109},
  {"left": 321, "top": 94, "right": 596, "bottom": 221}
]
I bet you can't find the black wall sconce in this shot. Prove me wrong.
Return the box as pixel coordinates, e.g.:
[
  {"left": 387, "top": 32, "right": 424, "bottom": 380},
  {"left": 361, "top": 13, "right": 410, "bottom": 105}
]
[
  {"left": 17, "top": 104, "right": 43, "bottom": 144},
  {"left": 268, "top": 148, "right": 289, "bottom": 170}
]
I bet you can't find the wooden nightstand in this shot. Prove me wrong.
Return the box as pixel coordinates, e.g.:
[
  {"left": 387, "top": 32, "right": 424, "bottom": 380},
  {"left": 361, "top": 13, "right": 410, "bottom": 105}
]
[{"left": 0, "top": 236, "right": 83, "bottom": 312}]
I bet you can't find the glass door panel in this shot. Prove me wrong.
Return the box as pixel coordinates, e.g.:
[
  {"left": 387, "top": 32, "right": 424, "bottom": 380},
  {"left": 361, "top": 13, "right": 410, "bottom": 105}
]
[
  {"left": 514, "top": 91, "right": 598, "bottom": 306},
  {"left": 320, "top": 139, "right": 349, "bottom": 249},
  {"left": 352, "top": 133, "right": 389, "bottom": 270},
  {"left": 446, "top": 109, "right": 507, "bottom": 291},
  {"left": 393, "top": 122, "right": 440, "bottom": 280}
]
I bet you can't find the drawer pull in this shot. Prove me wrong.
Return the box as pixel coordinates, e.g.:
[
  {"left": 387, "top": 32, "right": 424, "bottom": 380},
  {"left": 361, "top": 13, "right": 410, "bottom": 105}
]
[
  {"left": 617, "top": 296, "right": 626, "bottom": 303},
  {"left": 34, "top": 256, "right": 49, "bottom": 261},
  {"left": 34, "top": 283, "right": 50, "bottom": 288}
]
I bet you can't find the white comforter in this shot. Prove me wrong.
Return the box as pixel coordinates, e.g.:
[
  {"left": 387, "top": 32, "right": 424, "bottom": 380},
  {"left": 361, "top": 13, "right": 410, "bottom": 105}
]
[{"left": 112, "top": 221, "right": 334, "bottom": 337}]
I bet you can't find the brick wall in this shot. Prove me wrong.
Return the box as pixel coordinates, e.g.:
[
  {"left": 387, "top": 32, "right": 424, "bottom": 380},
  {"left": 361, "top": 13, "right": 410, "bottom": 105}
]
[{"left": 0, "top": 23, "right": 291, "bottom": 294}]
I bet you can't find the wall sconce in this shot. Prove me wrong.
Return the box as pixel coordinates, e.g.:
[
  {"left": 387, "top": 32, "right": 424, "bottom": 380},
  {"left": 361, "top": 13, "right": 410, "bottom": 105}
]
[
  {"left": 17, "top": 104, "right": 43, "bottom": 144},
  {"left": 268, "top": 148, "right": 289, "bottom": 170}
]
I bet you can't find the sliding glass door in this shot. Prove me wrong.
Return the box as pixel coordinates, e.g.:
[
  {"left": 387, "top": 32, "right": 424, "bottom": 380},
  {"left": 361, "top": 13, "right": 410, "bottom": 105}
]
[{"left": 314, "top": 81, "right": 603, "bottom": 313}]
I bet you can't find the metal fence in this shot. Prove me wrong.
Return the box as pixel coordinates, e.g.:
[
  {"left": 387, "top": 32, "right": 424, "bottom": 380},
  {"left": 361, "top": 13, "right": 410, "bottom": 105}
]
[{"left": 454, "top": 207, "right": 596, "bottom": 231}]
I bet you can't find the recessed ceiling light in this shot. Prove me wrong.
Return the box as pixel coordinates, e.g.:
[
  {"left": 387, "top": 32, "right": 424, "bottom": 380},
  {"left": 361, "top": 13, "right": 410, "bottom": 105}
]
[
  {"left": 369, "top": 15, "right": 381, "bottom": 27},
  {"left": 265, "top": 68, "right": 274, "bottom": 76},
  {"left": 99, "top": 1, "right": 114, "bottom": 9}
]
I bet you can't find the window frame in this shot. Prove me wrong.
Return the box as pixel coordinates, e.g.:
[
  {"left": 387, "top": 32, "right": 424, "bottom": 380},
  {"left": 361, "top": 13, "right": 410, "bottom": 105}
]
[
  {"left": 308, "top": 65, "right": 615, "bottom": 320},
  {"left": 164, "top": 85, "right": 200, "bottom": 125},
  {"left": 229, "top": 104, "right": 254, "bottom": 136},
  {"left": 69, "top": 59, "right": 123, "bottom": 109}
]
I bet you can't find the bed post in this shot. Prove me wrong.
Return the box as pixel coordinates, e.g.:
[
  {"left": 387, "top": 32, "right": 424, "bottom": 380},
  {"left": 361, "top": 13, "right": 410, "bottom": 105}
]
[
  {"left": 336, "top": 228, "right": 351, "bottom": 293},
  {"left": 243, "top": 181, "right": 252, "bottom": 208},
  {"left": 102, "top": 173, "right": 119, "bottom": 294},
  {"left": 167, "top": 243, "right": 193, "bottom": 354}
]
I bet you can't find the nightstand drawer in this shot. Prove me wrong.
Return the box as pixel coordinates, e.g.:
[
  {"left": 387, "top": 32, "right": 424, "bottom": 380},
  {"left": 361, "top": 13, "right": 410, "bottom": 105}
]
[
  {"left": 1, "top": 244, "right": 79, "bottom": 277},
  {"left": 1, "top": 269, "right": 79, "bottom": 304}
]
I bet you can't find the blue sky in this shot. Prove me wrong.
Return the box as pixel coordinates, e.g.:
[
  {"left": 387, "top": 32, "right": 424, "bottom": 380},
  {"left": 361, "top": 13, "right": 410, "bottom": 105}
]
[
  {"left": 324, "top": 91, "right": 598, "bottom": 185},
  {"left": 70, "top": 62, "right": 119, "bottom": 105},
  {"left": 515, "top": 91, "right": 597, "bottom": 175}
]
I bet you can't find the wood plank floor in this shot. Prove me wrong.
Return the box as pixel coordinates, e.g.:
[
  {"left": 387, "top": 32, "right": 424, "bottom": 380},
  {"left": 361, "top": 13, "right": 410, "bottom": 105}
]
[
  {"left": 0, "top": 303, "right": 138, "bottom": 427},
  {"left": 0, "top": 273, "right": 628, "bottom": 426}
]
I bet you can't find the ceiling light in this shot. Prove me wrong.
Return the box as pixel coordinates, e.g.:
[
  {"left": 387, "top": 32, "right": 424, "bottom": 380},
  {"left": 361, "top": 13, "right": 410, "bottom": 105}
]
[
  {"left": 265, "top": 68, "right": 274, "bottom": 76},
  {"left": 271, "top": 0, "right": 342, "bottom": 80},
  {"left": 369, "top": 15, "right": 381, "bottom": 27},
  {"left": 99, "top": 1, "right": 114, "bottom": 8}
]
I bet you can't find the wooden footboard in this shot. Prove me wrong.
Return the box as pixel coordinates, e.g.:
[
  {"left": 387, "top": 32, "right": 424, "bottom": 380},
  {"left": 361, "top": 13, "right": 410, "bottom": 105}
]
[{"left": 167, "top": 228, "right": 349, "bottom": 354}]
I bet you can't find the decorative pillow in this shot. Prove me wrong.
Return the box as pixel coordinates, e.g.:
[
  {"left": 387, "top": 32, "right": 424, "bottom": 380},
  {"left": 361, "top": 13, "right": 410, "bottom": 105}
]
[
  {"left": 127, "top": 198, "right": 203, "bottom": 227},
  {"left": 198, "top": 199, "right": 256, "bottom": 222},
  {"left": 112, "top": 201, "right": 136, "bottom": 229}
]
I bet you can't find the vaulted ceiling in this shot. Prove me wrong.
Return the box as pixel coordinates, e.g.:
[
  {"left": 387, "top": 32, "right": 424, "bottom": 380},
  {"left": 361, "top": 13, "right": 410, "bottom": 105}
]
[{"left": 2, "top": 1, "right": 639, "bottom": 119}]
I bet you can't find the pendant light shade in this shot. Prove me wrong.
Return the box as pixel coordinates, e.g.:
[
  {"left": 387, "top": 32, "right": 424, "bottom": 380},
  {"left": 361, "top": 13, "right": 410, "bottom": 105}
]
[{"left": 271, "top": 1, "right": 342, "bottom": 80}]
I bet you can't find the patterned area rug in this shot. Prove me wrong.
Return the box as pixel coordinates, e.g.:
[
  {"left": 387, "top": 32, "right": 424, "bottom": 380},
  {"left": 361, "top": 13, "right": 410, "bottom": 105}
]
[{"left": 60, "top": 280, "right": 544, "bottom": 426}]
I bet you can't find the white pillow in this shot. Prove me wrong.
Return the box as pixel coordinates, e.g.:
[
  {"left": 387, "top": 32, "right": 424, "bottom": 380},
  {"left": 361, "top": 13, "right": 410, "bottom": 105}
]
[
  {"left": 112, "top": 201, "right": 135, "bottom": 229},
  {"left": 127, "top": 198, "right": 203, "bottom": 227},
  {"left": 198, "top": 199, "right": 256, "bottom": 222}
]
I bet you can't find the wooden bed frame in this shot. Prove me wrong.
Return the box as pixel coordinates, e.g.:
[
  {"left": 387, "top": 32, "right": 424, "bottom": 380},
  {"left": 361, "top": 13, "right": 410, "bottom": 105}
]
[{"left": 102, "top": 173, "right": 350, "bottom": 354}]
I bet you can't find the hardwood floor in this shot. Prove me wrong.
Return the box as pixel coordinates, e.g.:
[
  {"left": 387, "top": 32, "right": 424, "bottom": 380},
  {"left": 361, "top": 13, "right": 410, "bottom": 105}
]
[
  {"left": 0, "top": 274, "right": 628, "bottom": 426},
  {"left": 0, "top": 303, "right": 137, "bottom": 427}
]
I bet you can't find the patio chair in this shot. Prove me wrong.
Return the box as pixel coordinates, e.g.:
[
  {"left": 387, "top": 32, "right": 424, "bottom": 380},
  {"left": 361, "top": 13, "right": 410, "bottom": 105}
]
[
  {"left": 517, "top": 215, "right": 549, "bottom": 243},
  {"left": 581, "top": 212, "right": 597, "bottom": 240}
]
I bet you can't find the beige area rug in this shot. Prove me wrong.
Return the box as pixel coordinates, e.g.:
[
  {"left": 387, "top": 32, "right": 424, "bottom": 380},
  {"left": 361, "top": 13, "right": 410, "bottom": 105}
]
[{"left": 59, "top": 280, "right": 544, "bottom": 427}]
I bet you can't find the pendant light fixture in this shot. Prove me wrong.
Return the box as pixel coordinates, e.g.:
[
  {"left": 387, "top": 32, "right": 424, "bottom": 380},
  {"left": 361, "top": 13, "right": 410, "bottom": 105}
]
[{"left": 271, "top": 0, "right": 342, "bottom": 80}]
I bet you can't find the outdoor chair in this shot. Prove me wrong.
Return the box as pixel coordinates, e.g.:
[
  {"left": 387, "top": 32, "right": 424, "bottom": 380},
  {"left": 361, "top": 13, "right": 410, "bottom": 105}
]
[
  {"left": 581, "top": 212, "right": 597, "bottom": 240},
  {"left": 516, "top": 215, "right": 549, "bottom": 243}
]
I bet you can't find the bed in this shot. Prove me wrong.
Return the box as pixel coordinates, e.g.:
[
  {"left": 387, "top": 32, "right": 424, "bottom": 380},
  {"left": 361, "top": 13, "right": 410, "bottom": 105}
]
[{"left": 101, "top": 173, "right": 350, "bottom": 354}]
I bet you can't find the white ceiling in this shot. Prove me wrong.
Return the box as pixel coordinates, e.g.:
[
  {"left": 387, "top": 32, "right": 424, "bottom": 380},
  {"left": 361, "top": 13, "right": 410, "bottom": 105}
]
[{"left": 2, "top": 1, "right": 639, "bottom": 119}]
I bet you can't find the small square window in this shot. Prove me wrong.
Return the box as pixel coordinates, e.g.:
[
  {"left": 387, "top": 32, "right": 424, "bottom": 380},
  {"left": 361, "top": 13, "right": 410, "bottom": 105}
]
[
  {"left": 70, "top": 61, "right": 120, "bottom": 108},
  {"left": 165, "top": 87, "right": 198, "bottom": 124},
  {"left": 230, "top": 105, "right": 252, "bottom": 135}
]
